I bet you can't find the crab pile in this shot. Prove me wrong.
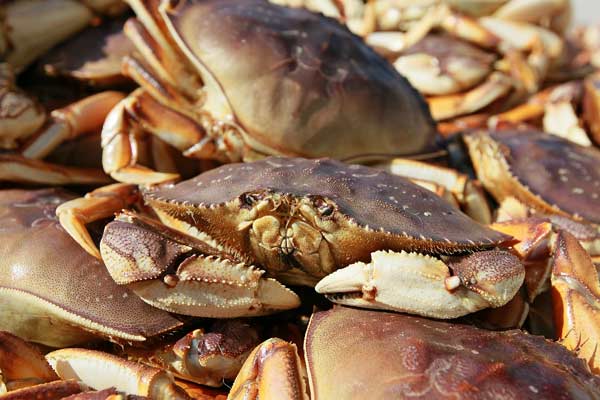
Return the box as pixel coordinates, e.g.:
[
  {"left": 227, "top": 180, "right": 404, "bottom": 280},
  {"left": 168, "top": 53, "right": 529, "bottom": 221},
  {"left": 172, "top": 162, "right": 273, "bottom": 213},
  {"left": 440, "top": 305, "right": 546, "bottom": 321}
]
[{"left": 0, "top": 0, "right": 599, "bottom": 399}]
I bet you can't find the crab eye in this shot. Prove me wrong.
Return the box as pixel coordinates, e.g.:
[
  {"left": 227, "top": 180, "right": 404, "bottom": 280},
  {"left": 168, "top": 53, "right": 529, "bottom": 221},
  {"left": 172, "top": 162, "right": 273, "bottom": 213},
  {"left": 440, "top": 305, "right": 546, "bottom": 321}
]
[
  {"left": 314, "top": 198, "right": 334, "bottom": 217},
  {"left": 240, "top": 193, "right": 261, "bottom": 207}
]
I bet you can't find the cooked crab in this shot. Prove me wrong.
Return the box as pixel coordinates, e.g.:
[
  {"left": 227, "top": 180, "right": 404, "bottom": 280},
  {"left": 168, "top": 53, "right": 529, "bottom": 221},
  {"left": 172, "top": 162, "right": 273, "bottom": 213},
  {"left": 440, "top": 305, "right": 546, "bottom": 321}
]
[
  {"left": 229, "top": 305, "right": 600, "bottom": 400},
  {"left": 59, "top": 157, "right": 523, "bottom": 319},
  {"left": 1, "top": 0, "right": 128, "bottom": 73},
  {"left": 464, "top": 129, "right": 600, "bottom": 229},
  {"left": 101, "top": 0, "right": 437, "bottom": 185}
]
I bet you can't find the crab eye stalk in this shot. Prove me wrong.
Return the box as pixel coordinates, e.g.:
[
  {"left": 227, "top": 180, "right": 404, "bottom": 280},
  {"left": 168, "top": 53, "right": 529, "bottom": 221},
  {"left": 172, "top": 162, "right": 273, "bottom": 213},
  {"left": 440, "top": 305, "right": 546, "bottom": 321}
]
[
  {"left": 240, "top": 193, "right": 261, "bottom": 208},
  {"left": 313, "top": 197, "right": 334, "bottom": 218}
]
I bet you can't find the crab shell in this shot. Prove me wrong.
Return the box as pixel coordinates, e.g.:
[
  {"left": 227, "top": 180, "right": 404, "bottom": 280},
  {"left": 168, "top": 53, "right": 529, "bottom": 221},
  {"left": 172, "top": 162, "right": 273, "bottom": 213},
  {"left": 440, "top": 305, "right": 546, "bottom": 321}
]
[
  {"left": 134, "top": 0, "right": 438, "bottom": 159},
  {"left": 464, "top": 130, "right": 600, "bottom": 225},
  {"left": 0, "top": 189, "right": 181, "bottom": 347},
  {"left": 142, "top": 157, "right": 512, "bottom": 284},
  {"left": 305, "top": 306, "right": 600, "bottom": 400}
]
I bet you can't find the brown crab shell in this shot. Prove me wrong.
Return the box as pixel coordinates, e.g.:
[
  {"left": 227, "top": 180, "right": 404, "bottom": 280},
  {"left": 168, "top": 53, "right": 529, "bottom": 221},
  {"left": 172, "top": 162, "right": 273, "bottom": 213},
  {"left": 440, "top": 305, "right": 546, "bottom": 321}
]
[
  {"left": 305, "top": 306, "right": 600, "bottom": 400},
  {"left": 160, "top": 0, "right": 438, "bottom": 159},
  {"left": 465, "top": 130, "right": 600, "bottom": 224},
  {"left": 0, "top": 189, "right": 181, "bottom": 347},
  {"left": 146, "top": 157, "right": 512, "bottom": 268}
]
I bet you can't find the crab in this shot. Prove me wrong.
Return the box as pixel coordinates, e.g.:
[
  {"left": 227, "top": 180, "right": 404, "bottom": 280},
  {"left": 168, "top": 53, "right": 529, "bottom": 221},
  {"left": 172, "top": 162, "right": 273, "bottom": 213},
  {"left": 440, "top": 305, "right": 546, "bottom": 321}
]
[
  {"left": 100, "top": 0, "right": 438, "bottom": 185},
  {"left": 58, "top": 157, "right": 525, "bottom": 320},
  {"left": 0, "top": 189, "right": 281, "bottom": 393},
  {"left": 292, "top": 0, "right": 573, "bottom": 121},
  {"left": 463, "top": 129, "right": 600, "bottom": 231},
  {"left": 1, "top": 0, "right": 128, "bottom": 73},
  {"left": 229, "top": 306, "right": 600, "bottom": 399}
]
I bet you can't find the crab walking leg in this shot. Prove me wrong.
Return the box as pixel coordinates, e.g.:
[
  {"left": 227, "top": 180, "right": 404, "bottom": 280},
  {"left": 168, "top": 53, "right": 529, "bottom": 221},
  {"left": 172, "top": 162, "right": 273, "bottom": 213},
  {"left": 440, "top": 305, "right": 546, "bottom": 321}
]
[
  {"left": 492, "top": 0, "right": 569, "bottom": 27},
  {"left": 427, "top": 72, "right": 513, "bottom": 121},
  {"left": 46, "top": 348, "right": 191, "bottom": 400},
  {"left": 228, "top": 338, "right": 309, "bottom": 400},
  {"left": 100, "top": 216, "right": 300, "bottom": 317},
  {"left": 366, "top": 4, "right": 498, "bottom": 55},
  {"left": 583, "top": 73, "right": 600, "bottom": 145},
  {"left": 480, "top": 17, "right": 563, "bottom": 88},
  {"left": 0, "top": 64, "right": 46, "bottom": 149},
  {"left": 56, "top": 183, "right": 141, "bottom": 259},
  {"left": 489, "top": 81, "right": 582, "bottom": 126},
  {"left": 0, "top": 154, "right": 110, "bottom": 186},
  {"left": 0, "top": 331, "right": 59, "bottom": 392},
  {"left": 0, "top": 379, "right": 85, "bottom": 399},
  {"left": 316, "top": 250, "right": 524, "bottom": 318},
  {"left": 123, "top": 322, "right": 261, "bottom": 387},
  {"left": 126, "top": 0, "right": 201, "bottom": 100},
  {"left": 20, "top": 91, "right": 125, "bottom": 159},
  {"left": 551, "top": 230, "right": 600, "bottom": 374},
  {"left": 123, "top": 18, "right": 200, "bottom": 105},
  {"left": 101, "top": 90, "right": 205, "bottom": 185}
]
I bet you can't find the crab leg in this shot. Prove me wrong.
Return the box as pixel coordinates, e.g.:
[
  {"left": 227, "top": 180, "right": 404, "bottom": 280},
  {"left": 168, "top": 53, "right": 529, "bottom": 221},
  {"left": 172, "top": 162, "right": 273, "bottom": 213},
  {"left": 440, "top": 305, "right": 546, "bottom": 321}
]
[
  {"left": 551, "top": 230, "right": 600, "bottom": 374},
  {"left": 56, "top": 183, "right": 141, "bottom": 259},
  {"left": 0, "top": 63, "right": 46, "bottom": 149},
  {"left": 123, "top": 321, "right": 261, "bottom": 387},
  {"left": 366, "top": 4, "right": 498, "bottom": 55},
  {"left": 0, "top": 154, "right": 111, "bottom": 186},
  {"left": 0, "top": 332, "right": 59, "bottom": 392},
  {"left": 489, "top": 80, "right": 582, "bottom": 125},
  {"left": 46, "top": 348, "right": 191, "bottom": 400},
  {"left": 492, "top": 0, "right": 569, "bottom": 28},
  {"left": 228, "top": 338, "right": 308, "bottom": 400},
  {"left": 315, "top": 249, "right": 524, "bottom": 318},
  {"left": 125, "top": 0, "right": 203, "bottom": 101},
  {"left": 583, "top": 73, "right": 600, "bottom": 145},
  {"left": 101, "top": 90, "right": 201, "bottom": 185},
  {"left": 0, "top": 379, "right": 85, "bottom": 399},
  {"left": 427, "top": 71, "right": 513, "bottom": 120},
  {"left": 20, "top": 91, "right": 125, "bottom": 159}
]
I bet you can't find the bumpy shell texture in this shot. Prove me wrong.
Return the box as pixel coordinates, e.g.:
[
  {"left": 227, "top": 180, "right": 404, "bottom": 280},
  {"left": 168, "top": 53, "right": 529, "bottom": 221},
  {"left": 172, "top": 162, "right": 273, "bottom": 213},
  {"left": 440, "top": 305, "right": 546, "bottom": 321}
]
[
  {"left": 163, "top": 0, "right": 437, "bottom": 158},
  {"left": 148, "top": 157, "right": 510, "bottom": 252},
  {"left": 306, "top": 306, "right": 600, "bottom": 400}
]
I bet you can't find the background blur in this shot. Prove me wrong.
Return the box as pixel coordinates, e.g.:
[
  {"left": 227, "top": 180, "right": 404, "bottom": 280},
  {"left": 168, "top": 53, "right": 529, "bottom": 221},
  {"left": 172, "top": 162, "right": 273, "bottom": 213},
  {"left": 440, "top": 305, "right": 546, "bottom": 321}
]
[{"left": 573, "top": 0, "right": 598, "bottom": 25}]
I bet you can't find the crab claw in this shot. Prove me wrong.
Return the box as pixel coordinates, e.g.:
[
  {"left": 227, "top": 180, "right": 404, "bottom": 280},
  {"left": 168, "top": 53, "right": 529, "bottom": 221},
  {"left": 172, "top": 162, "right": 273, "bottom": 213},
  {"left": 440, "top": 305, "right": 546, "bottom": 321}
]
[
  {"left": 315, "top": 250, "right": 524, "bottom": 319},
  {"left": 228, "top": 338, "right": 309, "bottom": 400},
  {"left": 552, "top": 230, "right": 600, "bottom": 374},
  {"left": 100, "top": 217, "right": 300, "bottom": 318},
  {"left": 46, "top": 348, "right": 190, "bottom": 400}
]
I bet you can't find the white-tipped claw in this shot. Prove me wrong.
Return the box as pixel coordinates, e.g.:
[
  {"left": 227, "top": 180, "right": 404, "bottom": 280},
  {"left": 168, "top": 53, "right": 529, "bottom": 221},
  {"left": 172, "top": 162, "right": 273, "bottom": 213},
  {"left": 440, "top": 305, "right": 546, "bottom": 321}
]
[{"left": 316, "top": 250, "right": 492, "bottom": 319}]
